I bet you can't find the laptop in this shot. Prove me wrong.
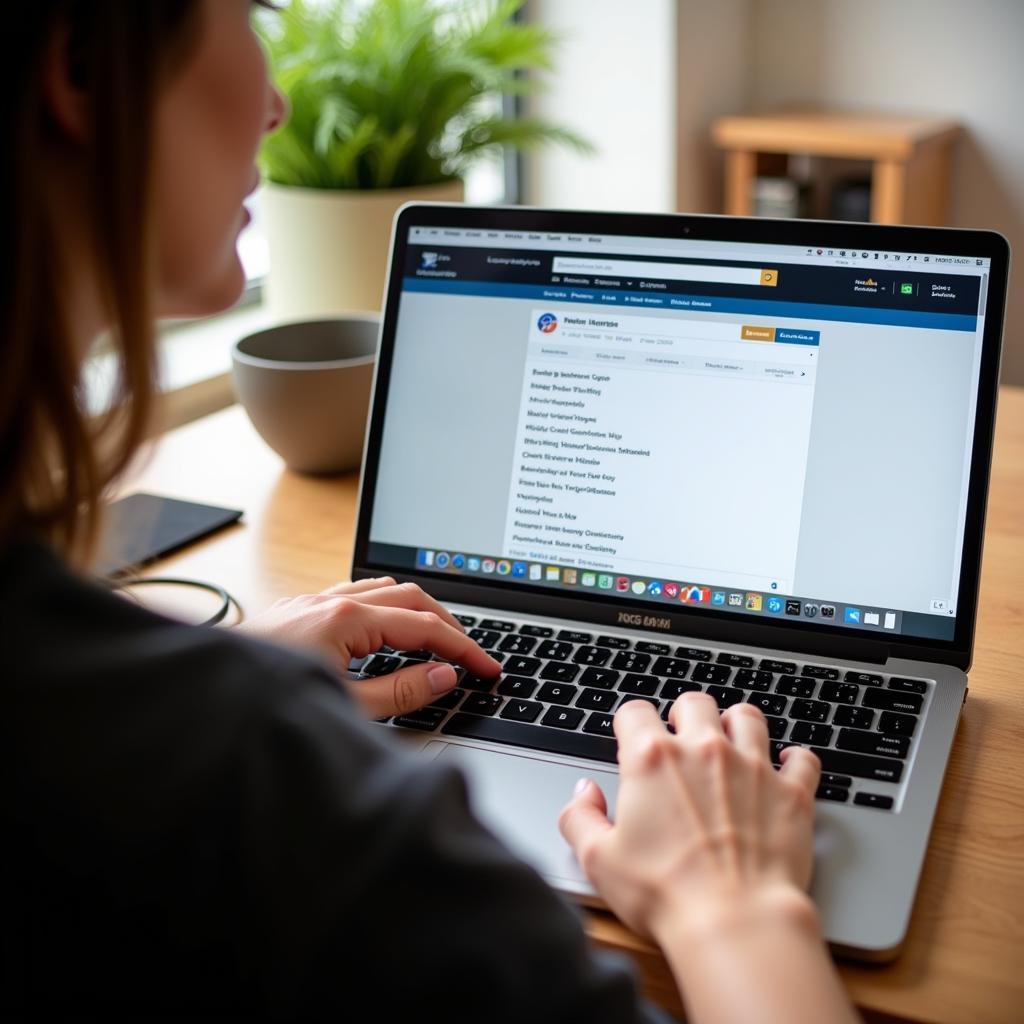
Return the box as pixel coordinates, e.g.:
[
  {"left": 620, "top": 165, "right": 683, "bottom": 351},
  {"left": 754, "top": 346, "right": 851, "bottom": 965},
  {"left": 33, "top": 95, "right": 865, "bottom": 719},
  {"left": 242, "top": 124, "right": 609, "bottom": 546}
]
[{"left": 349, "top": 204, "right": 1009, "bottom": 962}]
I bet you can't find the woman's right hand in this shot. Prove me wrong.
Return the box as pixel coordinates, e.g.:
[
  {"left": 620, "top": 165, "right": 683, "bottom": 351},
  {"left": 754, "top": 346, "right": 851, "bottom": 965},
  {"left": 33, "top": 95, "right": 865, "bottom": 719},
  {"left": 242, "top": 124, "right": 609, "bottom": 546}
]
[{"left": 558, "top": 692, "right": 822, "bottom": 945}]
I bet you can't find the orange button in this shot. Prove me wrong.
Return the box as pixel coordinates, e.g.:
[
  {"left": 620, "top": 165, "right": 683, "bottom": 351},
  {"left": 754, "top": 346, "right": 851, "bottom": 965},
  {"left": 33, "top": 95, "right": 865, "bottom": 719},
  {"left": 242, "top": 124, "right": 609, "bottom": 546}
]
[
  {"left": 759, "top": 268, "right": 779, "bottom": 286},
  {"left": 741, "top": 325, "right": 776, "bottom": 342}
]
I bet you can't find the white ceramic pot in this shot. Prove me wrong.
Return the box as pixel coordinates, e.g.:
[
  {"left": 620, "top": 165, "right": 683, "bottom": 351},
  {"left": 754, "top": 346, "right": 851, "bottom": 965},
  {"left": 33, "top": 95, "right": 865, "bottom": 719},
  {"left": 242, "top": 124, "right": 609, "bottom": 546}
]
[{"left": 262, "top": 179, "right": 464, "bottom": 320}]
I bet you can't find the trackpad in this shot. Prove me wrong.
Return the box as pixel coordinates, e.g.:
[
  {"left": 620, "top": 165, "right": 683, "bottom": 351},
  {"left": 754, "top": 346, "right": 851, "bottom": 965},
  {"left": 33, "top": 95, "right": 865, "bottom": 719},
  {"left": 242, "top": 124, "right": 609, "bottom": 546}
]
[{"left": 429, "top": 742, "right": 620, "bottom": 891}]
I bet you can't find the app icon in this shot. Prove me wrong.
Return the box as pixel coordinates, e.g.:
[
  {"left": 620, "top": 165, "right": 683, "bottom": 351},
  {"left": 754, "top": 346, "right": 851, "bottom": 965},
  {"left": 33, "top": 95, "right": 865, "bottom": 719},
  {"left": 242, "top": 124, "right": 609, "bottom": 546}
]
[
  {"left": 785, "top": 599, "right": 801, "bottom": 615},
  {"left": 537, "top": 312, "right": 559, "bottom": 333},
  {"left": 563, "top": 569, "right": 578, "bottom": 585},
  {"left": 582, "top": 572, "right": 597, "bottom": 587},
  {"left": 598, "top": 574, "right": 613, "bottom": 589},
  {"left": 727, "top": 592, "right": 743, "bottom": 607},
  {"left": 844, "top": 607, "right": 861, "bottom": 624},
  {"left": 545, "top": 566, "right": 560, "bottom": 582},
  {"left": 884, "top": 611, "right": 897, "bottom": 629},
  {"left": 683, "top": 585, "right": 709, "bottom": 604},
  {"left": 746, "top": 593, "right": 763, "bottom": 611},
  {"left": 452, "top": 553, "right": 466, "bottom": 570},
  {"left": 647, "top": 581, "right": 663, "bottom": 596},
  {"left": 631, "top": 580, "right": 647, "bottom": 595},
  {"left": 481, "top": 558, "right": 495, "bottom": 574},
  {"left": 467, "top": 556, "right": 481, "bottom": 572},
  {"left": 435, "top": 551, "right": 451, "bottom": 569},
  {"left": 766, "top": 596, "right": 784, "bottom": 614},
  {"left": 820, "top": 604, "right": 835, "bottom": 619},
  {"left": 900, "top": 283, "right": 913, "bottom": 295},
  {"left": 416, "top": 549, "right": 435, "bottom": 568},
  {"left": 497, "top": 559, "right": 512, "bottom": 576},
  {"left": 802, "top": 602, "right": 818, "bottom": 617},
  {"left": 511, "top": 561, "right": 526, "bottom": 578},
  {"left": 864, "top": 611, "right": 880, "bottom": 626},
  {"left": 616, "top": 577, "right": 630, "bottom": 592},
  {"left": 528, "top": 563, "right": 542, "bottom": 580},
  {"left": 663, "top": 582, "right": 680, "bottom": 599}
]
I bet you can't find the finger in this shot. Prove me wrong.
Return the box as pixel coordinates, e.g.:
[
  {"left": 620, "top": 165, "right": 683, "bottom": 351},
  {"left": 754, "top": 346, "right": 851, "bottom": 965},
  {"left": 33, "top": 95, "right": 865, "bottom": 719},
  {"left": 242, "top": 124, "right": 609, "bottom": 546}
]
[
  {"left": 721, "top": 702, "right": 770, "bottom": 760},
  {"left": 348, "top": 661, "right": 457, "bottom": 719},
  {"left": 321, "top": 577, "right": 396, "bottom": 597},
  {"left": 558, "top": 778, "right": 612, "bottom": 878},
  {"left": 669, "top": 690, "right": 723, "bottom": 739},
  {"left": 344, "top": 582, "right": 465, "bottom": 633},
  {"left": 779, "top": 744, "right": 822, "bottom": 798},
  {"left": 613, "top": 698, "right": 670, "bottom": 770}
]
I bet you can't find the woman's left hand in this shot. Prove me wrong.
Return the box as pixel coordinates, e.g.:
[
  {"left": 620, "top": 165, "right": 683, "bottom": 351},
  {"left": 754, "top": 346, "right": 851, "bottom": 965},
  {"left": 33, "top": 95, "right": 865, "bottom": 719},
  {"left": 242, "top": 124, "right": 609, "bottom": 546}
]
[{"left": 235, "top": 577, "right": 500, "bottom": 719}]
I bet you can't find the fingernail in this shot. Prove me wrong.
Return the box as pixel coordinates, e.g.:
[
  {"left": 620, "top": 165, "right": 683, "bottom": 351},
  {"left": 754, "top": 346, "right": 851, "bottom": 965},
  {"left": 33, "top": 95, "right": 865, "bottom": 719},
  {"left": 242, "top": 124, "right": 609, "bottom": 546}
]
[
  {"left": 574, "top": 777, "right": 590, "bottom": 796},
  {"left": 427, "top": 664, "right": 456, "bottom": 694}
]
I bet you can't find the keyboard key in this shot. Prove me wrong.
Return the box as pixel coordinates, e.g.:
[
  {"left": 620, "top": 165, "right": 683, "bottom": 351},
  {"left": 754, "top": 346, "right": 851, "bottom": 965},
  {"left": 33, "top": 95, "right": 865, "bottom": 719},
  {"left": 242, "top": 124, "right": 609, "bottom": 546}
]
[
  {"left": 480, "top": 618, "right": 515, "bottom": 632},
  {"left": 612, "top": 651, "right": 652, "bottom": 673},
  {"left": 692, "top": 663, "right": 732, "bottom": 684},
  {"left": 661, "top": 680, "right": 703, "bottom": 701},
  {"left": 429, "top": 688, "right": 465, "bottom": 710},
  {"left": 580, "top": 667, "right": 620, "bottom": 690},
  {"left": 542, "top": 706, "right": 586, "bottom": 730},
  {"left": 822, "top": 773, "right": 852, "bottom": 788},
  {"left": 832, "top": 705, "right": 875, "bottom": 730},
  {"left": 393, "top": 707, "right": 447, "bottom": 731},
  {"left": 500, "top": 699, "right": 543, "bottom": 723},
  {"left": 443, "top": 713, "right": 616, "bottom": 762},
  {"left": 733, "top": 669, "right": 773, "bottom": 691},
  {"left": 503, "top": 655, "right": 541, "bottom": 676},
  {"left": 651, "top": 656, "right": 690, "bottom": 679},
  {"left": 461, "top": 673, "right": 499, "bottom": 693},
  {"left": 791, "top": 721, "right": 834, "bottom": 746},
  {"left": 878, "top": 711, "right": 918, "bottom": 737},
  {"left": 557, "top": 629, "right": 593, "bottom": 644},
  {"left": 573, "top": 645, "right": 612, "bottom": 666},
  {"left": 576, "top": 688, "right": 618, "bottom": 712},
  {"left": 454, "top": 614, "right": 477, "bottom": 627},
  {"left": 537, "top": 682, "right": 578, "bottom": 706},
  {"left": 618, "top": 674, "right": 660, "bottom": 697},
  {"left": 818, "top": 681, "right": 860, "bottom": 705},
  {"left": 536, "top": 640, "right": 574, "bottom": 661},
  {"left": 706, "top": 685, "right": 744, "bottom": 709},
  {"left": 854, "top": 792, "right": 894, "bottom": 810},
  {"left": 836, "top": 729, "right": 910, "bottom": 760},
  {"left": 676, "top": 647, "right": 713, "bottom": 661},
  {"left": 765, "top": 715, "right": 788, "bottom": 740},
  {"left": 816, "top": 786, "right": 850, "bottom": 803},
  {"left": 718, "top": 652, "right": 755, "bottom": 668},
  {"left": 812, "top": 748, "right": 904, "bottom": 784},
  {"left": 497, "top": 676, "right": 538, "bottom": 699},
  {"left": 583, "top": 713, "right": 616, "bottom": 737},
  {"left": 519, "top": 624, "right": 553, "bottom": 638},
  {"left": 790, "top": 699, "right": 831, "bottom": 723},
  {"left": 498, "top": 634, "right": 537, "bottom": 655},
  {"left": 888, "top": 676, "right": 928, "bottom": 694},
  {"left": 540, "top": 662, "right": 580, "bottom": 684},
  {"left": 862, "top": 690, "right": 923, "bottom": 714},
  {"left": 801, "top": 664, "right": 840, "bottom": 680},
  {"left": 776, "top": 675, "right": 816, "bottom": 698},
  {"left": 397, "top": 649, "right": 433, "bottom": 661},
  {"left": 635, "top": 641, "right": 671, "bottom": 655},
  {"left": 748, "top": 693, "right": 788, "bottom": 717},
  {"left": 467, "top": 628, "right": 501, "bottom": 649},
  {"left": 596, "top": 635, "right": 632, "bottom": 649},
  {"left": 618, "top": 694, "right": 660, "bottom": 710},
  {"left": 363, "top": 654, "right": 401, "bottom": 677},
  {"left": 461, "top": 693, "right": 503, "bottom": 716},
  {"left": 844, "top": 671, "right": 883, "bottom": 687},
  {"left": 760, "top": 659, "right": 797, "bottom": 674}
]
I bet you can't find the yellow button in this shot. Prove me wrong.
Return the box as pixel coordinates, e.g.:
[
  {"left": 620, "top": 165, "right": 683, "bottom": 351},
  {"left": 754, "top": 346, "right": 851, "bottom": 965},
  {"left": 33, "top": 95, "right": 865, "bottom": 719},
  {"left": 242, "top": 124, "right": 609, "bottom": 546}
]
[
  {"left": 741, "top": 325, "right": 776, "bottom": 342},
  {"left": 760, "top": 268, "right": 779, "bottom": 286}
]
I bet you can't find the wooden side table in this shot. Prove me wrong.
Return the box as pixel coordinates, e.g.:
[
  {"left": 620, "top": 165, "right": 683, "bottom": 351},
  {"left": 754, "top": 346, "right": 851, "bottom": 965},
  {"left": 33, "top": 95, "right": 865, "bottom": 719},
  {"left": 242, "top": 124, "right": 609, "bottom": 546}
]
[{"left": 711, "top": 110, "right": 959, "bottom": 225}]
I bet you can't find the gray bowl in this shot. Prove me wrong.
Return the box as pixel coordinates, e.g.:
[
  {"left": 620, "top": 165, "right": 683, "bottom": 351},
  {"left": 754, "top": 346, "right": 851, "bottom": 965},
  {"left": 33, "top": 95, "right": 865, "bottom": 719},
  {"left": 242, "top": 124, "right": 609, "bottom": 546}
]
[{"left": 231, "top": 316, "right": 378, "bottom": 474}]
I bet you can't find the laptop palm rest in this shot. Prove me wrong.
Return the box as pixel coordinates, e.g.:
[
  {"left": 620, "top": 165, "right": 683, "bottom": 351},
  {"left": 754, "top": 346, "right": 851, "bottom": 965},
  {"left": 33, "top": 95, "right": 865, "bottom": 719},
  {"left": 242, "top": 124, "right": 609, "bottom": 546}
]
[{"left": 423, "top": 741, "right": 620, "bottom": 892}]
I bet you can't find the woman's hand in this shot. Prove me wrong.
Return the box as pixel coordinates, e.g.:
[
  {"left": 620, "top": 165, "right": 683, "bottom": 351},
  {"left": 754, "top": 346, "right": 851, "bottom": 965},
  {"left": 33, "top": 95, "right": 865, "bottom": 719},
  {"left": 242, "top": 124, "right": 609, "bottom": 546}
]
[
  {"left": 559, "top": 692, "right": 821, "bottom": 944},
  {"left": 235, "top": 577, "right": 500, "bottom": 719}
]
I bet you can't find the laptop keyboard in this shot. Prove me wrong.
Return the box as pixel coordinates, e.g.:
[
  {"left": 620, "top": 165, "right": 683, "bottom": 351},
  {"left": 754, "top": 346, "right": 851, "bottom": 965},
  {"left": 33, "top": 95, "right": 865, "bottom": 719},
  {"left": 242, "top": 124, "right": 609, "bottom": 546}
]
[{"left": 359, "top": 615, "right": 929, "bottom": 811}]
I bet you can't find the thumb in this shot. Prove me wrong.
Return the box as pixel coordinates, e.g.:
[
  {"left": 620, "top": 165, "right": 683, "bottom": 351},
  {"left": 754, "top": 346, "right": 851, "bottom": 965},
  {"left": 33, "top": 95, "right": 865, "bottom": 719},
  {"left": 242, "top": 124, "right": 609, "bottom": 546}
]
[
  {"left": 348, "top": 662, "right": 457, "bottom": 719},
  {"left": 558, "top": 778, "right": 612, "bottom": 874}
]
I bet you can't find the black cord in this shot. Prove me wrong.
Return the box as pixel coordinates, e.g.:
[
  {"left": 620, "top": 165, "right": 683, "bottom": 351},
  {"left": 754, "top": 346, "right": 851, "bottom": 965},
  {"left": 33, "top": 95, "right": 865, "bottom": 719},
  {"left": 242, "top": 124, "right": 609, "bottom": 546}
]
[{"left": 109, "top": 576, "right": 243, "bottom": 626}]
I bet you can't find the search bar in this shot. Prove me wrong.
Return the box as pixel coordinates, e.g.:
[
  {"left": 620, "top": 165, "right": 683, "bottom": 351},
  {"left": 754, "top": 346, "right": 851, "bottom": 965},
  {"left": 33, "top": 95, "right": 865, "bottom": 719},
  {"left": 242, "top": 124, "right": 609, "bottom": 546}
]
[{"left": 551, "top": 257, "right": 776, "bottom": 287}]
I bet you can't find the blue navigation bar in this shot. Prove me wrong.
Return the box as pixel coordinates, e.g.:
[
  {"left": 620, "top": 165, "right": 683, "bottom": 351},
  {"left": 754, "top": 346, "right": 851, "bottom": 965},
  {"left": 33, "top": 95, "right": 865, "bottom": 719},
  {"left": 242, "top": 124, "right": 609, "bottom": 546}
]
[{"left": 401, "top": 277, "right": 977, "bottom": 333}]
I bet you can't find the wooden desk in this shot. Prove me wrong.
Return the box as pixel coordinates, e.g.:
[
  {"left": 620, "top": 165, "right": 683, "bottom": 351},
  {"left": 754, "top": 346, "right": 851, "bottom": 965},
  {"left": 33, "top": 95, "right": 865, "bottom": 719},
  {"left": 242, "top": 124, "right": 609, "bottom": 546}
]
[{"left": 124, "top": 390, "right": 1024, "bottom": 1024}]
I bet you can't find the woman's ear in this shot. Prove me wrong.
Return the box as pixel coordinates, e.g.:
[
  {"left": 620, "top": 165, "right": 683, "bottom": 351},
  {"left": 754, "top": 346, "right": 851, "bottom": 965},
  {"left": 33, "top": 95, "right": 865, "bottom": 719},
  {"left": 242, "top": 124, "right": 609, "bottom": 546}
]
[{"left": 40, "top": 19, "right": 91, "bottom": 143}]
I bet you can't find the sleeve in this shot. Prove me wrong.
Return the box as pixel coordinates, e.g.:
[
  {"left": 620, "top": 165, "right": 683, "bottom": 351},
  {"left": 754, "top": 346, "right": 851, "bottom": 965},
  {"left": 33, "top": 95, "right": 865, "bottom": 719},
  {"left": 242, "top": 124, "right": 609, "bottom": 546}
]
[{"left": 229, "top": 664, "right": 677, "bottom": 1023}]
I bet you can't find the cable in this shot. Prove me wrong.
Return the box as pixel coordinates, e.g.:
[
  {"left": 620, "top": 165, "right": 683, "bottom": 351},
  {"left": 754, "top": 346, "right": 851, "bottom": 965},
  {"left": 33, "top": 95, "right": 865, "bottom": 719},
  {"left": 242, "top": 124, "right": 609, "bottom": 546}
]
[{"left": 109, "top": 576, "right": 243, "bottom": 627}]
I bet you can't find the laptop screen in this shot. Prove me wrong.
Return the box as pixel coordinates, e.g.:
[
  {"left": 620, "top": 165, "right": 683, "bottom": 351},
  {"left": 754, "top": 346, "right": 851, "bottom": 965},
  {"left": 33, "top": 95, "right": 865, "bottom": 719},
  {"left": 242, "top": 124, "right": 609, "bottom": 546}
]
[{"left": 364, "top": 216, "right": 994, "bottom": 645}]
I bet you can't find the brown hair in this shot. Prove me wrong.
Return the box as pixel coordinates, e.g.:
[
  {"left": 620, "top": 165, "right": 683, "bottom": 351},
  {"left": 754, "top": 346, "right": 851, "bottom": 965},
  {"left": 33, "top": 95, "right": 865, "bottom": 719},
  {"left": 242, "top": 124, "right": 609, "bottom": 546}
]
[{"left": 0, "top": 1, "right": 202, "bottom": 567}]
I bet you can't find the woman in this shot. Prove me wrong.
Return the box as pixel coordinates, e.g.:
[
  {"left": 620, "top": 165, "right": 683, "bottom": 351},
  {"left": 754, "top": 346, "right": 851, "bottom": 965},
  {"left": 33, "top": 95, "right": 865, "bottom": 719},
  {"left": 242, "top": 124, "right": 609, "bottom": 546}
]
[{"left": 2, "top": 2, "right": 860, "bottom": 1021}]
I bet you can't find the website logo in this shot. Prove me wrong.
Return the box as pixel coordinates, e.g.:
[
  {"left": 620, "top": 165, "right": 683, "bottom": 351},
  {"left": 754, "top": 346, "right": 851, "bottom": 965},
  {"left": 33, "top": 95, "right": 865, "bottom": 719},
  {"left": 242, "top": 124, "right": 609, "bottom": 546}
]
[
  {"left": 537, "top": 312, "right": 559, "bottom": 334},
  {"left": 421, "top": 251, "right": 439, "bottom": 269}
]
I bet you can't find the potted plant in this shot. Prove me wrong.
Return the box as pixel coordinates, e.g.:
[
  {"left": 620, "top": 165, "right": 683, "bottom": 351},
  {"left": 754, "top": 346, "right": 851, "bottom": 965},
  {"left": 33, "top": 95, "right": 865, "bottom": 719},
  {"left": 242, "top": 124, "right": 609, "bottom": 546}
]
[{"left": 257, "top": 0, "right": 589, "bottom": 319}]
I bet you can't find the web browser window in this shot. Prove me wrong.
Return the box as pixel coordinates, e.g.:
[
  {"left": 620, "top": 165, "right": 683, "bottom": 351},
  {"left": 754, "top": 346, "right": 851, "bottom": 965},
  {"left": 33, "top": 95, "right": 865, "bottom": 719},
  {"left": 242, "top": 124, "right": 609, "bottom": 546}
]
[{"left": 368, "top": 226, "right": 989, "bottom": 642}]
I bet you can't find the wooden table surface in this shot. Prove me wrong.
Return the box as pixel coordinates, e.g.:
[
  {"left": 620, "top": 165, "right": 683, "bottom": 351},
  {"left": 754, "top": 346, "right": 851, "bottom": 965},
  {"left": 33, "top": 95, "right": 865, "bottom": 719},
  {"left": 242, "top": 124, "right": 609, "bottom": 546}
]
[{"left": 123, "top": 388, "right": 1024, "bottom": 1024}]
